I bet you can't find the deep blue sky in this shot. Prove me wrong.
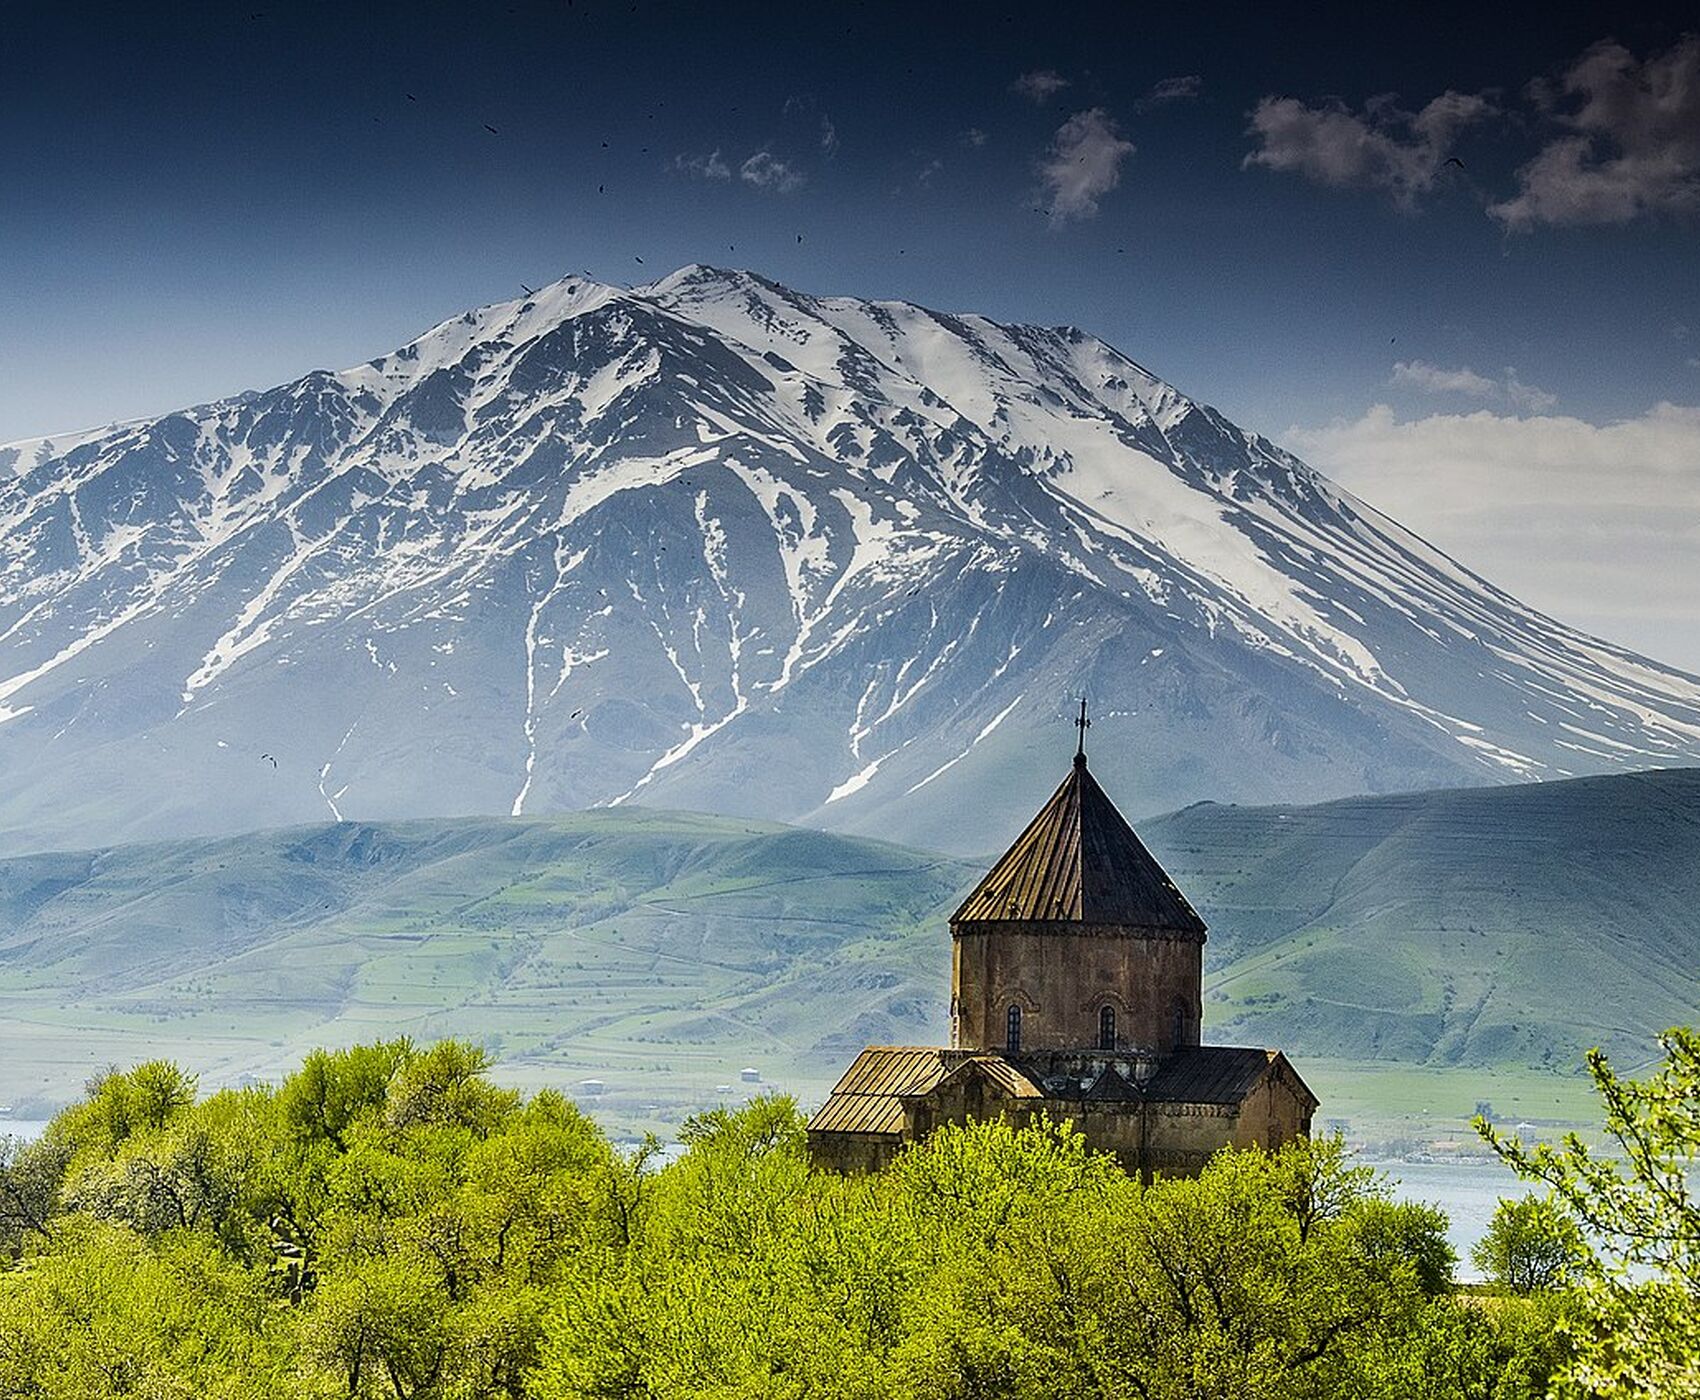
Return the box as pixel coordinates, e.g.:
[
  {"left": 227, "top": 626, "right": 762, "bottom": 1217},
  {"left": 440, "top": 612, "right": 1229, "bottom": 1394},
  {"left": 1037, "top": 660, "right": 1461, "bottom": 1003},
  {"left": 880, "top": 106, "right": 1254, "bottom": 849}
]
[{"left": 4, "top": 1, "right": 1699, "bottom": 664}]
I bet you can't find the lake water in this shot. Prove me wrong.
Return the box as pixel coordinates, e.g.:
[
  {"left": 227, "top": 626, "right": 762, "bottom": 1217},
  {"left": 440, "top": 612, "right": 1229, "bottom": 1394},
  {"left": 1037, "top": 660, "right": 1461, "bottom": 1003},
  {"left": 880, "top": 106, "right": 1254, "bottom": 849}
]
[
  {"left": 1, "top": 1116, "right": 1518, "bottom": 1279},
  {"left": 1378, "top": 1159, "right": 1525, "bottom": 1280}
]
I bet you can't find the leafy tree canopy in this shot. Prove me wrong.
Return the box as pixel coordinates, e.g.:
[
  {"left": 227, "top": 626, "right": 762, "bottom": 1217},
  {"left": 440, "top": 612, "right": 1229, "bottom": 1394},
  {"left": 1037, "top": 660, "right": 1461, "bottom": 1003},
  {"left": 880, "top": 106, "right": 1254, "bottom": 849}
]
[{"left": 0, "top": 1039, "right": 1575, "bottom": 1399}]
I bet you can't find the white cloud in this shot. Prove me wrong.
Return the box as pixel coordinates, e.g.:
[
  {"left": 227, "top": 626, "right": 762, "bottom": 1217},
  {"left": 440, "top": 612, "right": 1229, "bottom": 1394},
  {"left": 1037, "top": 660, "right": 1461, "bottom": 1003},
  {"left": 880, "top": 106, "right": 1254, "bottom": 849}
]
[
  {"left": 1243, "top": 89, "right": 1494, "bottom": 206},
  {"left": 1501, "top": 370, "right": 1558, "bottom": 413},
  {"left": 1012, "top": 69, "right": 1070, "bottom": 104},
  {"left": 819, "top": 115, "right": 838, "bottom": 154},
  {"left": 739, "top": 150, "right": 805, "bottom": 193},
  {"left": 1243, "top": 37, "right": 1700, "bottom": 230},
  {"left": 1138, "top": 74, "right": 1202, "bottom": 109},
  {"left": 1492, "top": 36, "right": 1700, "bottom": 229},
  {"left": 670, "top": 150, "right": 731, "bottom": 180},
  {"left": 1391, "top": 360, "right": 1498, "bottom": 397},
  {"left": 1287, "top": 402, "right": 1700, "bottom": 669},
  {"left": 1039, "top": 108, "right": 1135, "bottom": 223},
  {"left": 961, "top": 127, "right": 989, "bottom": 148},
  {"left": 1291, "top": 401, "right": 1700, "bottom": 507},
  {"left": 1390, "top": 360, "right": 1557, "bottom": 411}
]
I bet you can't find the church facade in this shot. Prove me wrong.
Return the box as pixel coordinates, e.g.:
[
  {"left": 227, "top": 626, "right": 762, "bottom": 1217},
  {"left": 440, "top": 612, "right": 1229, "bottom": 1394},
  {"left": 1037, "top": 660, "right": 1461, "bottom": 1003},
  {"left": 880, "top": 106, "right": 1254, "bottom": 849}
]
[{"left": 807, "top": 720, "right": 1318, "bottom": 1177}]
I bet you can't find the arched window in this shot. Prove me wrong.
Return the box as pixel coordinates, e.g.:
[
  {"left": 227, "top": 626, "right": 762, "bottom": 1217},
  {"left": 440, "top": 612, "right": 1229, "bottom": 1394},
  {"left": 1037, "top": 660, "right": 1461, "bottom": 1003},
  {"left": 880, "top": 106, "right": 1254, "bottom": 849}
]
[
  {"left": 1006, "top": 1004, "right": 1022, "bottom": 1053},
  {"left": 1098, "top": 1004, "right": 1116, "bottom": 1051},
  {"left": 1171, "top": 1000, "right": 1191, "bottom": 1048}
]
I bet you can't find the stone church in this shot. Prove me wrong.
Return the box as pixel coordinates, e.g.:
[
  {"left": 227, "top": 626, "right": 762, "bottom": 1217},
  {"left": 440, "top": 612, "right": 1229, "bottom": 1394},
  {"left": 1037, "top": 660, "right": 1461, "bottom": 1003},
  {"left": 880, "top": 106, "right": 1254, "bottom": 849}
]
[{"left": 808, "top": 713, "right": 1318, "bottom": 1176}]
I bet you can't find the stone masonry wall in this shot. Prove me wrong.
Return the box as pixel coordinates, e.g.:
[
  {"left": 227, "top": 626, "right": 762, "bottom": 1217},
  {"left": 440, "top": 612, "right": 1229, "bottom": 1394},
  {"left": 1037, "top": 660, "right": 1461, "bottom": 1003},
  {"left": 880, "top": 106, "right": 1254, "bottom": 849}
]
[{"left": 952, "top": 923, "right": 1203, "bottom": 1053}]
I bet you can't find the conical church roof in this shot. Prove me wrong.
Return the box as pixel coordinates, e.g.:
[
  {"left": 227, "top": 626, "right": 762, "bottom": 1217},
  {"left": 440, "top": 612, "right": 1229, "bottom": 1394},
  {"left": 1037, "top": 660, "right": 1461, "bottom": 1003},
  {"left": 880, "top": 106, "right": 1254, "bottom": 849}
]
[{"left": 951, "top": 752, "right": 1206, "bottom": 934}]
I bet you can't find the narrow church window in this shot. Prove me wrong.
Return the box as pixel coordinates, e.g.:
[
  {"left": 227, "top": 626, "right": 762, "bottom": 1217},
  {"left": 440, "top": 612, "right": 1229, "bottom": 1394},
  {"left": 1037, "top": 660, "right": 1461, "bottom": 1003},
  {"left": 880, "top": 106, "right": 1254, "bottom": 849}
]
[
  {"left": 1006, "top": 1004, "right": 1022, "bottom": 1053},
  {"left": 1099, "top": 1004, "right": 1116, "bottom": 1051},
  {"left": 1171, "top": 1000, "right": 1189, "bottom": 1047}
]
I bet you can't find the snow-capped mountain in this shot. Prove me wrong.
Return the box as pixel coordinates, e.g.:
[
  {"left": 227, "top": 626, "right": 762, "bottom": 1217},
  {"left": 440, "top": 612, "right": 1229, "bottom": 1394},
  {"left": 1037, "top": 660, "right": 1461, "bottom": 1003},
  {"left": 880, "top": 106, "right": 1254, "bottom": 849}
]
[{"left": 4, "top": 265, "right": 1700, "bottom": 856}]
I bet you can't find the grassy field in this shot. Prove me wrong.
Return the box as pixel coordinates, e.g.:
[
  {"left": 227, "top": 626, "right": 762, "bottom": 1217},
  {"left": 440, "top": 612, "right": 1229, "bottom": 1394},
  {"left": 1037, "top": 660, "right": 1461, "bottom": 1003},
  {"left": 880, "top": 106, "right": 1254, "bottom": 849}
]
[
  {"left": 2, "top": 768, "right": 1696, "bottom": 1148},
  {"left": 1290, "top": 1059, "right": 1607, "bottom": 1155},
  {"left": 1152, "top": 768, "right": 1700, "bottom": 1076},
  {"left": 0, "top": 811, "right": 973, "bottom": 1135}
]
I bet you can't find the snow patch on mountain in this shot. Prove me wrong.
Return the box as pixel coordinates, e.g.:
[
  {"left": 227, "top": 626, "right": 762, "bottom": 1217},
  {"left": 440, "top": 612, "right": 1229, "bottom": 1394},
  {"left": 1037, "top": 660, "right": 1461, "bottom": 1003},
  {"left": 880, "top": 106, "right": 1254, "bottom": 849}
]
[{"left": 2, "top": 264, "right": 1699, "bottom": 855}]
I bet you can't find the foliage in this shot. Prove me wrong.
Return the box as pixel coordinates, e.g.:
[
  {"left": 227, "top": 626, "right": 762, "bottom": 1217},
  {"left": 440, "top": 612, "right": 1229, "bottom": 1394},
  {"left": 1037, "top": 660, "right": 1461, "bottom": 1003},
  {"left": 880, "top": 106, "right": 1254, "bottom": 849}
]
[
  {"left": 1472, "top": 1195, "right": 1586, "bottom": 1294},
  {"left": 535, "top": 1117, "right": 1552, "bottom": 1400},
  {"left": 1479, "top": 1026, "right": 1700, "bottom": 1397},
  {"left": 0, "top": 1040, "right": 616, "bottom": 1398},
  {"left": 0, "top": 1040, "right": 1575, "bottom": 1398}
]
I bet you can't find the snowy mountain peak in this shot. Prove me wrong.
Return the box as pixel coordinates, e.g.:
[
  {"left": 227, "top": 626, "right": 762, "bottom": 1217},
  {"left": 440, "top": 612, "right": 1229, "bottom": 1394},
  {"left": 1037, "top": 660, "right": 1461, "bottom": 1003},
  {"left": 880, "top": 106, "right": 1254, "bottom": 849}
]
[{"left": 2, "top": 266, "right": 1698, "bottom": 855}]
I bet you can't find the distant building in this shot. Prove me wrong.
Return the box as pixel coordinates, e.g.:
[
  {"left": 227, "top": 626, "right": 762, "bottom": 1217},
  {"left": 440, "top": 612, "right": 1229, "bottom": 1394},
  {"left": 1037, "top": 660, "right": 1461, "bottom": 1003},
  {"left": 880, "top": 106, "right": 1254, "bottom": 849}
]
[
  {"left": 740, "top": 1066, "right": 762, "bottom": 1084},
  {"left": 578, "top": 1079, "right": 606, "bottom": 1097},
  {"left": 808, "top": 706, "right": 1318, "bottom": 1177}
]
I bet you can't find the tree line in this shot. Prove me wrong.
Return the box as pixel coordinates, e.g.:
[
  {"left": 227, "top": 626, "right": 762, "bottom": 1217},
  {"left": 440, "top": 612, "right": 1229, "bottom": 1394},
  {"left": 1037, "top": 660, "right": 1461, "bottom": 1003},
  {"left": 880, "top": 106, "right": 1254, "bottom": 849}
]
[{"left": 0, "top": 1030, "right": 1695, "bottom": 1398}]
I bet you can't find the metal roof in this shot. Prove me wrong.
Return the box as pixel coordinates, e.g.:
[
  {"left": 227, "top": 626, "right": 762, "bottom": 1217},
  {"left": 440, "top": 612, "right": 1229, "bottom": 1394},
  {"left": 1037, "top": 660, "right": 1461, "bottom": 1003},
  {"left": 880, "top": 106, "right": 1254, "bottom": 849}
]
[
  {"left": 808, "top": 1044, "right": 1314, "bottom": 1141},
  {"left": 806, "top": 1047, "right": 947, "bottom": 1137},
  {"left": 951, "top": 754, "right": 1207, "bottom": 934},
  {"left": 931, "top": 1054, "right": 1046, "bottom": 1100},
  {"left": 1144, "top": 1047, "right": 1292, "bottom": 1105}
]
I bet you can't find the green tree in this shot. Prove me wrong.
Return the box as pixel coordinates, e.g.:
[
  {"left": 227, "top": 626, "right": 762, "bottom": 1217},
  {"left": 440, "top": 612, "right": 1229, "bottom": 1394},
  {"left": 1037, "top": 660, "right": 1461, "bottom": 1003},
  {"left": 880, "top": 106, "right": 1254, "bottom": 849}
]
[
  {"left": 0, "top": 1133, "right": 67, "bottom": 1259},
  {"left": 1478, "top": 1026, "right": 1700, "bottom": 1397},
  {"left": 0, "top": 1218, "right": 289, "bottom": 1398},
  {"left": 534, "top": 1113, "right": 1491, "bottom": 1400},
  {"left": 0, "top": 1039, "right": 618, "bottom": 1400},
  {"left": 1472, "top": 1195, "right": 1585, "bottom": 1294}
]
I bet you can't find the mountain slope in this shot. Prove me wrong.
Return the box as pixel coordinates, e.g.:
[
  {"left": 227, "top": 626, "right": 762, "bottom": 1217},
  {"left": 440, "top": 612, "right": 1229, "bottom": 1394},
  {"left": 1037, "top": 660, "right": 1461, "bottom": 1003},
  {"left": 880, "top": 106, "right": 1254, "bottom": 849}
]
[
  {"left": 1147, "top": 767, "right": 1700, "bottom": 1068},
  {"left": 4, "top": 266, "right": 1700, "bottom": 854},
  {"left": 1, "top": 770, "right": 1697, "bottom": 1121},
  {"left": 0, "top": 810, "right": 974, "bottom": 1117}
]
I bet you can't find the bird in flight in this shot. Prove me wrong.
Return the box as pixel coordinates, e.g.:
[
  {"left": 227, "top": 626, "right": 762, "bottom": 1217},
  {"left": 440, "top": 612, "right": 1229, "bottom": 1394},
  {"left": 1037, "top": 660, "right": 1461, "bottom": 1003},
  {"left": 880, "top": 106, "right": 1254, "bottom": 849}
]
[
  {"left": 484, "top": 123, "right": 499, "bottom": 135},
  {"left": 1443, "top": 156, "right": 1466, "bottom": 171},
  {"left": 260, "top": 753, "right": 278, "bottom": 768},
  {"left": 634, "top": 255, "right": 644, "bottom": 264},
  {"left": 520, "top": 282, "right": 536, "bottom": 296}
]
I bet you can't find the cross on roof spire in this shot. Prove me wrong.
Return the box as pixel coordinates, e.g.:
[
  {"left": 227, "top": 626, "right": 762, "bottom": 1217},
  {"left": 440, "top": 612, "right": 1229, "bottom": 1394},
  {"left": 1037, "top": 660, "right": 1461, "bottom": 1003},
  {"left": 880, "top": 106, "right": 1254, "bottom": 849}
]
[{"left": 1075, "top": 696, "right": 1090, "bottom": 766}]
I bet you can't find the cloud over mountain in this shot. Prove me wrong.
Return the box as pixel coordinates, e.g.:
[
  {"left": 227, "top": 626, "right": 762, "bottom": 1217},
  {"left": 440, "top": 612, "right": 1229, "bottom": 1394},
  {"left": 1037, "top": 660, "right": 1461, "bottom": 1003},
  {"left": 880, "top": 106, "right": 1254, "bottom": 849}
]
[
  {"left": 1491, "top": 36, "right": 1700, "bottom": 230},
  {"left": 1040, "top": 108, "right": 1136, "bottom": 222},
  {"left": 738, "top": 150, "right": 806, "bottom": 191},
  {"left": 1390, "top": 361, "right": 1557, "bottom": 412},
  {"left": 1243, "top": 89, "right": 1494, "bottom": 206},
  {"left": 1289, "top": 401, "right": 1700, "bottom": 667}
]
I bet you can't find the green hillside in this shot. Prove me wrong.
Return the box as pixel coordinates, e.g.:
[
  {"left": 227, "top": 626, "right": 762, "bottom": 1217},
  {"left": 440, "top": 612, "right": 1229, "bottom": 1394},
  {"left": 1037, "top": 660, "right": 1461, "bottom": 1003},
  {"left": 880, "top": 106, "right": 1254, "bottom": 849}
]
[
  {"left": 1, "top": 769, "right": 1697, "bottom": 1144},
  {"left": 1147, "top": 767, "right": 1700, "bottom": 1075},
  {"left": 0, "top": 810, "right": 974, "bottom": 1128}
]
